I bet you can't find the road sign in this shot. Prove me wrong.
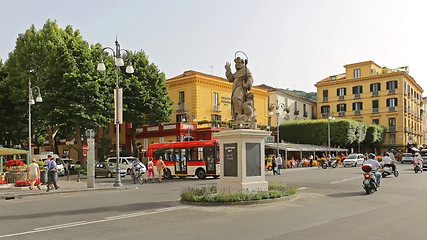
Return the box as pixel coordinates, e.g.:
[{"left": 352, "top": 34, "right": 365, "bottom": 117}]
[
  {"left": 83, "top": 145, "right": 88, "bottom": 156},
  {"left": 141, "top": 148, "right": 146, "bottom": 153}
]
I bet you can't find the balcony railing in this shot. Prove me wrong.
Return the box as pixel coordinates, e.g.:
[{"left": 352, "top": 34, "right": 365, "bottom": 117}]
[
  {"left": 354, "top": 93, "right": 361, "bottom": 99},
  {"left": 322, "top": 97, "right": 329, "bottom": 102},
  {"left": 176, "top": 103, "right": 186, "bottom": 111},
  {"left": 372, "top": 108, "right": 379, "bottom": 113},
  {"left": 388, "top": 126, "right": 396, "bottom": 132},
  {"left": 354, "top": 110, "right": 361, "bottom": 115},
  {"left": 212, "top": 105, "right": 222, "bottom": 112},
  {"left": 338, "top": 95, "right": 345, "bottom": 101},
  {"left": 388, "top": 88, "right": 396, "bottom": 95},
  {"left": 338, "top": 111, "right": 345, "bottom": 116},
  {"left": 388, "top": 106, "right": 396, "bottom": 112},
  {"left": 371, "top": 91, "right": 379, "bottom": 97},
  {"left": 321, "top": 113, "right": 330, "bottom": 118},
  {"left": 405, "top": 127, "right": 409, "bottom": 132}
]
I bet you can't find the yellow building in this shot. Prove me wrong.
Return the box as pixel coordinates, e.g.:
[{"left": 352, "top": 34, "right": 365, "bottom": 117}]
[
  {"left": 166, "top": 70, "right": 270, "bottom": 128},
  {"left": 315, "top": 61, "right": 424, "bottom": 153}
]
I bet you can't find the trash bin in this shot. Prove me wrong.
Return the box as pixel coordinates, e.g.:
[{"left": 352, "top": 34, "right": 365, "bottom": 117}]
[
  {"left": 40, "top": 170, "right": 48, "bottom": 184},
  {"left": 49, "top": 171, "right": 58, "bottom": 182}
]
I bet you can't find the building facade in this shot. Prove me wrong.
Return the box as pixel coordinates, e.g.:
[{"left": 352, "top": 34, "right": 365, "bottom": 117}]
[{"left": 315, "top": 61, "right": 424, "bottom": 153}]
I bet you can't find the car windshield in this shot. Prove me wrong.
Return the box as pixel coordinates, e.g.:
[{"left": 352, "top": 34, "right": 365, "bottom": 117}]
[
  {"left": 346, "top": 154, "right": 357, "bottom": 159},
  {"left": 106, "top": 162, "right": 117, "bottom": 168},
  {"left": 403, "top": 154, "right": 412, "bottom": 157},
  {"left": 55, "top": 158, "right": 62, "bottom": 165}
]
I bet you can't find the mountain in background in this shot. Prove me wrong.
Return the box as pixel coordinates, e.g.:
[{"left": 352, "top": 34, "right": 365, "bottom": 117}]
[{"left": 281, "top": 88, "right": 317, "bottom": 101}]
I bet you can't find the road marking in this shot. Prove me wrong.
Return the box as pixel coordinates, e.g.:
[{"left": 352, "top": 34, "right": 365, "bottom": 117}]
[
  {"left": 0, "top": 206, "right": 189, "bottom": 238},
  {"left": 330, "top": 176, "right": 360, "bottom": 184}
]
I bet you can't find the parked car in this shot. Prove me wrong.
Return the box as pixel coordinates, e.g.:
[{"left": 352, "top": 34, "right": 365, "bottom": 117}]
[
  {"left": 95, "top": 162, "right": 126, "bottom": 178},
  {"left": 421, "top": 155, "right": 427, "bottom": 170},
  {"left": 401, "top": 153, "right": 413, "bottom": 163},
  {"left": 61, "top": 158, "right": 76, "bottom": 172},
  {"left": 32, "top": 152, "right": 66, "bottom": 176},
  {"left": 105, "top": 157, "right": 137, "bottom": 175},
  {"left": 343, "top": 153, "right": 365, "bottom": 167}
]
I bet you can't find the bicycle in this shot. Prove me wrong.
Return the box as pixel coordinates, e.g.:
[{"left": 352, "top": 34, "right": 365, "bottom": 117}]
[{"left": 132, "top": 169, "right": 145, "bottom": 185}]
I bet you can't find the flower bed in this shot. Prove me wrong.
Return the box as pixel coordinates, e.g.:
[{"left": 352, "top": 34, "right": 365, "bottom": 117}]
[
  {"left": 5, "top": 159, "right": 25, "bottom": 167},
  {"left": 0, "top": 179, "right": 7, "bottom": 185},
  {"left": 15, "top": 179, "right": 41, "bottom": 187},
  {"left": 181, "top": 183, "right": 298, "bottom": 203}
]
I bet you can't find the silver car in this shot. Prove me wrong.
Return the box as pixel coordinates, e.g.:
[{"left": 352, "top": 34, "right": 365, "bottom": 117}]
[
  {"left": 421, "top": 156, "right": 427, "bottom": 169},
  {"left": 343, "top": 154, "right": 365, "bottom": 167},
  {"left": 401, "top": 153, "right": 413, "bottom": 163}
]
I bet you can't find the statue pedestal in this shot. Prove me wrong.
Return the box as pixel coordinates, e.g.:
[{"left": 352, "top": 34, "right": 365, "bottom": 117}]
[{"left": 213, "top": 129, "right": 271, "bottom": 194}]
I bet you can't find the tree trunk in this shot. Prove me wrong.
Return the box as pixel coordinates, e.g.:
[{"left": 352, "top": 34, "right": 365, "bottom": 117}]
[
  {"left": 75, "top": 123, "right": 85, "bottom": 168},
  {"left": 45, "top": 125, "right": 59, "bottom": 154},
  {"left": 131, "top": 124, "right": 139, "bottom": 159}
]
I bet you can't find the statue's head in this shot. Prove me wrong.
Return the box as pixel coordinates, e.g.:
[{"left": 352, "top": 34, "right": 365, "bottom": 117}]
[
  {"left": 234, "top": 57, "right": 244, "bottom": 69},
  {"left": 247, "top": 92, "right": 254, "bottom": 100}
]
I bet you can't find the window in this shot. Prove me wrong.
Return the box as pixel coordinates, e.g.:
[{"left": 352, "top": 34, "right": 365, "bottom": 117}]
[
  {"left": 337, "top": 104, "right": 346, "bottom": 112},
  {"left": 176, "top": 114, "right": 186, "bottom": 122},
  {"left": 179, "top": 91, "right": 185, "bottom": 104},
  {"left": 389, "top": 118, "right": 396, "bottom": 132},
  {"left": 321, "top": 105, "right": 330, "bottom": 118},
  {"left": 354, "top": 69, "right": 361, "bottom": 79},
  {"left": 370, "top": 83, "right": 381, "bottom": 92},
  {"left": 372, "top": 119, "right": 379, "bottom": 125},
  {"left": 337, "top": 88, "right": 346, "bottom": 96},
  {"left": 352, "top": 102, "right": 363, "bottom": 110},
  {"left": 211, "top": 114, "right": 221, "bottom": 121},
  {"left": 213, "top": 92, "right": 218, "bottom": 106},
  {"left": 389, "top": 134, "right": 396, "bottom": 144},
  {"left": 303, "top": 104, "right": 307, "bottom": 116},
  {"left": 386, "top": 98, "right": 398, "bottom": 107},
  {"left": 386, "top": 80, "right": 398, "bottom": 89},
  {"left": 323, "top": 90, "right": 328, "bottom": 102},
  {"left": 352, "top": 86, "right": 363, "bottom": 94},
  {"left": 372, "top": 100, "right": 379, "bottom": 113},
  {"left": 331, "top": 76, "right": 336, "bottom": 80}
]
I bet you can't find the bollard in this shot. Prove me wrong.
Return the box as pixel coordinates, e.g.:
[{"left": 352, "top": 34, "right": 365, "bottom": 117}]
[
  {"left": 77, "top": 170, "right": 80, "bottom": 182},
  {"left": 67, "top": 162, "right": 70, "bottom": 182}
]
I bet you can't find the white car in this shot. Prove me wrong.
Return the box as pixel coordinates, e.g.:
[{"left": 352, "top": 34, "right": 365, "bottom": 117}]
[
  {"left": 343, "top": 154, "right": 365, "bottom": 167},
  {"left": 401, "top": 153, "right": 413, "bottom": 163},
  {"left": 33, "top": 152, "right": 66, "bottom": 176},
  {"left": 105, "top": 156, "right": 137, "bottom": 175}
]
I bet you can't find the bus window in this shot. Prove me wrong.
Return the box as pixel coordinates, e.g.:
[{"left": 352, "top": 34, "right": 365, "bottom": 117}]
[
  {"left": 197, "top": 147, "right": 203, "bottom": 161},
  {"left": 216, "top": 144, "right": 220, "bottom": 163},
  {"left": 164, "top": 148, "right": 173, "bottom": 161},
  {"left": 188, "top": 147, "right": 197, "bottom": 161},
  {"left": 204, "top": 146, "right": 215, "bottom": 171}
]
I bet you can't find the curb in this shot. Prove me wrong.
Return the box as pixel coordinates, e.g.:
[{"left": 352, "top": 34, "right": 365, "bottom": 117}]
[
  {"left": 181, "top": 194, "right": 298, "bottom": 206},
  {"left": 0, "top": 186, "right": 129, "bottom": 200}
]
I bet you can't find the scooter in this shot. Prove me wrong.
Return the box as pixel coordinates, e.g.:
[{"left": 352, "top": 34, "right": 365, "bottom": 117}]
[
  {"left": 414, "top": 163, "right": 423, "bottom": 173},
  {"left": 381, "top": 163, "right": 399, "bottom": 178},
  {"left": 322, "top": 159, "right": 338, "bottom": 169},
  {"left": 362, "top": 164, "right": 378, "bottom": 195}
]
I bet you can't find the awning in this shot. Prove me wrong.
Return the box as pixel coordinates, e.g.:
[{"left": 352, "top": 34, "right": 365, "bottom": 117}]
[
  {"left": 265, "top": 142, "right": 348, "bottom": 153},
  {"left": 0, "top": 147, "right": 28, "bottom": 156}
]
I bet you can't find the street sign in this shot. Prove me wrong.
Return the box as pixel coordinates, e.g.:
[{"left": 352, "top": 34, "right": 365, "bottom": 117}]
[
  {"left": 141, "top": 148, "right": 146, "bottom": 153},
  {"left": 83, "top": 145, "right": 88, "bottom": 156}
]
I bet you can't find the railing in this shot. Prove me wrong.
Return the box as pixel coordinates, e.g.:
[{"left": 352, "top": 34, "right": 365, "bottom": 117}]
[
  {"left": 388, "top": 88, "right": 396, "bottom": 95},
  {"left": 354, "top": 110, "right": 361, "bottom": 115},
  {"left": 372, "top": 108, "right": 379, "bottom": 113},
  {"left": 354, "top": 93, "right": 361, "bottom": 99},
  {"left": 388, "top": 106, "right": 396, "bottom": 112},
  {"left": 322, "top": 97, "right": 328, "bottom": 102},
  {"left": 338, "top": 95, "right": 345, "bottom": 101},
  {"left": 338, "top": 111, "right": 345, "bottom": 116},
  {"left": 176, "top": 102, "right": 186, "bottom": 111},
  {"left": 371, "top": 91, "right": 379, "bottom": 97},
  {"left": 405, "top": 127, "right": 409, "bottom": 132},
  {"left": 212, "top": 105, "right": 221, "bottom": 112},
  {"left": 321, "top": 113, "right": 329, "bottom": 118},
  {"left": 388, "top": 126, "right": 396, "bottom": 132}
]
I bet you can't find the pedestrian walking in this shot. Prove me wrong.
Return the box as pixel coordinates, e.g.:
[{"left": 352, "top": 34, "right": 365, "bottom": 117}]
[
  {"left": 264, "top": 155, "right": 268, "bottom": 172},
  {"left": 276, "top": 154, "right": 283, "bottom": 175},
  {"left": 156, "top": 156, "right": 166, "bottom": 183},
  {"left": 146, "top": 157, "right": 155, "bottom": 183},
  {"left": 27, "top": 159, "right": 41, "bottom": 190},
  {"left": 309, "top": 154, "right": 314, "bottom": 167},
  {"left": 46, "top": 155, "right": 59, "bottom": 192},
  {"left": 272, "top": 156, "right": 277, "bottom": 175}
]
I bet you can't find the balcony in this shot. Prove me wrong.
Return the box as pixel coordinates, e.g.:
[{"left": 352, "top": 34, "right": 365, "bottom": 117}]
[
  {"left": 372, "top": 108, "right": 379, "bottom": 113},
  {"left": 405, "top": 127, "right": 409, "bottom": 132},
  {"left": 388, "top": 106, "right": 396, "bottom": 112},
  {"left": 354, "top": 93, "right": 361, "bottom": 99},
  {"left": 338, "top": 95, "right": 345, "bottom": 101},
  {"left": 338, "top": 111, "right": 345, "bottom": 117},
  {"left": 371, "top": 91, "right": 379, "bottom": 97},
  {"left": 322, "top": 97, "right": 329, "bottom": 102},
  {"left": 388, "top": 126, "right": 396, "bottom": 132},
  {"left": 388, "top": 88, "right": 396, "bottom": 95},
  {"left": 212, "top": 105, "right": 222, "bottom": 112},
  {"left": 176, "top": 102, "right": 186, "bottom": 112},
  {"left": 354, "top": 110, "right": 361, "bottom": 115}
]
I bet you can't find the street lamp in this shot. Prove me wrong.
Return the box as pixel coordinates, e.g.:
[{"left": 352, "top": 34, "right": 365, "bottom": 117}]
[
  {"left": 182, "top": 111, "right": 197, "bottom": 141},
  {"left": 328, "top": 112, "right": 335, "bottom": 158},
  {"left": 269, "top": 99, "right": 285, "bottom": 159},
  {"left": 97, "top": 36, "right": 134, "bottom": 187},
  {"left": 28, "top": 77, "right": 43, "bottom": 165}
]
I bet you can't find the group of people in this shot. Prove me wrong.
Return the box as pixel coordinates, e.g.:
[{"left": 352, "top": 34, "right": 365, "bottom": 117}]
[
  {"left": 27, "top": 154, "right": 60, "bottom": 192},
  {"left": 131, "top": 156, "right": 166, "bottom": 183}
]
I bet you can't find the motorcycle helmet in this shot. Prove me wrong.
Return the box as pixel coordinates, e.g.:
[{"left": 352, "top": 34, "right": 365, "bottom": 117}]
[{"left": 368, "top": 153, "right": 376, "bottom": 160}]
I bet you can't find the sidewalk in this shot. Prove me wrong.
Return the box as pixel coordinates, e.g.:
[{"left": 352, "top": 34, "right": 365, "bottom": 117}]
[{"left": 0, "top": 175, "right": 128, "bottom": 200}]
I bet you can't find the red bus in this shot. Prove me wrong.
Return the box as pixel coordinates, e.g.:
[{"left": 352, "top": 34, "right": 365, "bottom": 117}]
[{"left": 148, "top": 140, "right": 220, "bottom": 179}]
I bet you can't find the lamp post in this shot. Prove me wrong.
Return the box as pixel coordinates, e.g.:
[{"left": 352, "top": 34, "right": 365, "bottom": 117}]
[
  {"left": 97, "top": 36, "right": 134, "bottom": 187},
  {"left": 28, "top": 78, "right": 43, "bottom": 165},
  {"left": 328, "top": 112, "right": 335, "bottom": 158},
  {"left": 182, "top": 111, "right": 197, "bottom": 141},
  {"left": 269, "top": 100, "right": 285, "bottom": 159}
]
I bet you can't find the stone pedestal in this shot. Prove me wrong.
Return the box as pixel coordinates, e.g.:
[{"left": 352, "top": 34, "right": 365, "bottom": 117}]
[
  {"left": 5, "top": 172, "right": 27, "bottom": 183},
  {"left": 213, "top": 129, "right": 271, "bottom": 194}
]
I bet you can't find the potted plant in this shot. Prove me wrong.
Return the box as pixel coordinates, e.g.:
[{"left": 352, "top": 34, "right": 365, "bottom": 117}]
[{"left": 5, "top": 159, "right": 26, "bottom": 172}]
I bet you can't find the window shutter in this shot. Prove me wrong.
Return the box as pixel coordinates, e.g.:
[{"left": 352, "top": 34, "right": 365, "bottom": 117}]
[
  {"left": 219, "top": 115, "right": 222, "bottom": 121},
  {"left": 360, "top": 86, "right": 363, "bottom": 93},
  {"left": 386, "top": 99, "right": 390, "bottom": 107},
  {"left": 386, "top": 81, "right": 390, "bottom": 90},
  {"left": 353, "top": 86, "right": 356, "bottom": 94},
  {"left": 360, "top": 102, "right": 363, "bottom": 110},
  {"left": 352, "top": 102, "right": 356, "bottom": 110},
  {"left": 370, "top": 84, "right": 373, "bottom": 92},
  {"left": 394, "top": 98, "right": 398, "bottom": 106},
  {"left": 344, "top": 88, "right": 347, "bottom": 95},
  {"left": 394, "top": 81, "right": 398, "bottom": 89},
  {"left": 378, "top": 83, "right": 381, "bottom": 91},
  {"left": 337, "top": 89, "right": 340, "bottom": 96},
  {"left": 343, "top": 104, "right": 347, "bottom": 111}
]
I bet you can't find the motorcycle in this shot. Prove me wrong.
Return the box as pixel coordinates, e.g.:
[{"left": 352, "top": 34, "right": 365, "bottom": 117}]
[
  {"left": 381, "top": 163, "right": 399, "bottom": 178},
  {"left": 414, "top": 163, "right": 423, "bottom": 173},
  {"left": 362, "top": 164, "right": 378, "bottom": 194},
  {"left": 321, "top": 159, "right": 338, "bottom": 169}
]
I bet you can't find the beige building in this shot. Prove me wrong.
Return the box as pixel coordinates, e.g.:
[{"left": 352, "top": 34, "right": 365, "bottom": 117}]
[{"left": 315, "top": 61, "right": 424, "bottom": 153}]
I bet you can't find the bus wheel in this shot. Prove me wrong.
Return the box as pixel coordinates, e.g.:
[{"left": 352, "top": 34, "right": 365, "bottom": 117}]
[
  {"left": 196, "top": 169, "right": 206, "bottom": 180},
  {"left": 164, "top": 168, "right": 173, "bottom": 179},
  {"left": 213, "top": 175, "right": 219, "bottom": 179}
]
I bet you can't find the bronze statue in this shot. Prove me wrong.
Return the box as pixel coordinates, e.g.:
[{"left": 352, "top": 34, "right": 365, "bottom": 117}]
[{"left": 225, "top": 54, "right": 256, "bottom": 129}]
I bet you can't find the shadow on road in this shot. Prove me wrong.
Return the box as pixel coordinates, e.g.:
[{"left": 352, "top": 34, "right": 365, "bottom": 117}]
[{"left": 326, "top": 191, "right": 365, "bottom": 198}]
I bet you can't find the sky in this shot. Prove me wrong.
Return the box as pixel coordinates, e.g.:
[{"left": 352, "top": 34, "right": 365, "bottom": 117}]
[{"left": 1, "top": 0, "right": 426, "bottom": 94}]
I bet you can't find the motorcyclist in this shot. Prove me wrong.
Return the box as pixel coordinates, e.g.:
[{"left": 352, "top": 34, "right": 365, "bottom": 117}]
[
  {"left": 413, "top": 153, "right": 423, "bottom": 172},
  {"left": 382, "top": 152, "right": 397, "bottom": 173},
  {"left": 364, "top": 153, "right": 382, "bottom": 186}
]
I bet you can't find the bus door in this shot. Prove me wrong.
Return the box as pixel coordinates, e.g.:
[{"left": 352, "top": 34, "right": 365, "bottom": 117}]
[
  {"left": 175, "top": 148, "right": 187, "bottom": 175},
  {"left": 204, "top": 146, "right": 216, "bottom": 175}
]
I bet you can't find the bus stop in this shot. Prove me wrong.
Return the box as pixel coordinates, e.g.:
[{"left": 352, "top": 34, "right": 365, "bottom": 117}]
[{"left": 0, "top": 147, "right": 29, "bottom": 173}]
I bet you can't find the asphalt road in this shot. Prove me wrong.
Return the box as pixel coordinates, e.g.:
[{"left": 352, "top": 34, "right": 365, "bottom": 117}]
[{"left": 0, "top": 163, "right": 426, "bottom": 240}]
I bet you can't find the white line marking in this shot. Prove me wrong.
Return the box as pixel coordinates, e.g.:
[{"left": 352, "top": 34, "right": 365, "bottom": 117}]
[
  {"left": 0, "top": 206, "right": 189, "bottom": 238},
  {"left": 330, "top": 176, "right": 360, "bottom": 184}
]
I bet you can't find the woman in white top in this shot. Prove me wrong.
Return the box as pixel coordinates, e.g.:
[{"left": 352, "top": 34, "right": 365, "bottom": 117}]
[{"left": 28, "top": 159, "right": 41, "bottom": 190}]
